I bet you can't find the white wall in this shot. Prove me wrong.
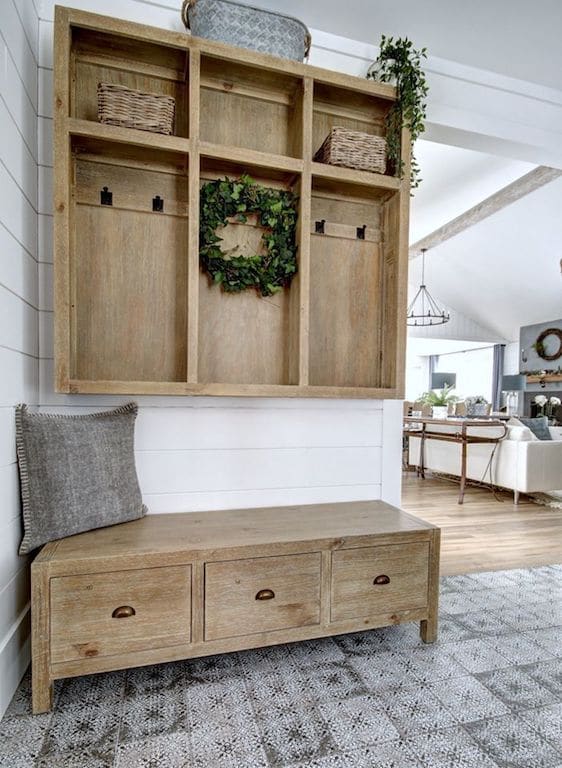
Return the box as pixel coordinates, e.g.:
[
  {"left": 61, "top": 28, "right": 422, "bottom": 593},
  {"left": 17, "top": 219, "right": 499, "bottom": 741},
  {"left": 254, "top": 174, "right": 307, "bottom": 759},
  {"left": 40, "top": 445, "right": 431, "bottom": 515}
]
[
  {"left": 0, "top": 0, "right": 40, "bottom": 719},
  {"left": 405, "top": 350, "right": 430, "bottom": 401},
  {"left": 435, "top": 347, "right": 495, "bottom": 402}
]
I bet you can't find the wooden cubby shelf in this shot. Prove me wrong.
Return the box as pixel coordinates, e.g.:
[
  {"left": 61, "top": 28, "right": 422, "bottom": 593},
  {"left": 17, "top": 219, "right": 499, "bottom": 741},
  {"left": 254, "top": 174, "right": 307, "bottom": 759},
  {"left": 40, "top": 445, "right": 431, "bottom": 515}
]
[
  {"left": 311, "top": 161, "right": 400, "bottom": 192},
  {"left": 54, "top": 6, "right": 410, "bottom": 398},
  {"left": 68, "top": 118, "right": 191, "bottom": 154},
  {"left": 199, "top": 142, "right": 304, "bottom": 175}
]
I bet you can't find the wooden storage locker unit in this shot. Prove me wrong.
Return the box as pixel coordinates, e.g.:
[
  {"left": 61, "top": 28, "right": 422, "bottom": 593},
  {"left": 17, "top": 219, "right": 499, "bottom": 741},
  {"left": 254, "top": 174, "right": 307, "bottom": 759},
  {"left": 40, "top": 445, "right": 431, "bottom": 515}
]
[{"left": 54, "top": 6, "right": 410, "bottom": 398}]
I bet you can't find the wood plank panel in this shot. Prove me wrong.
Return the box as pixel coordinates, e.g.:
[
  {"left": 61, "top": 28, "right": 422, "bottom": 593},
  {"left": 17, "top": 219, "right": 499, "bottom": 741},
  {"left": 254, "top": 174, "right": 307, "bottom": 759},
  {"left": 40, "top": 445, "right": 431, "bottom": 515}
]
[
  {"left": 309, "top": 177, "right": 383, "bottom": 391},
  {"left": 309, "top": 235, "right": 382, "bottom": 388},
  {"left": 294, "top": 76, "right": 312, "bottom": 385},
  {"left": 187, "top": 48, "right": 200, "bottom": 384},
  {"left": 198, "top": 273, "right": 291, "bottom": 385},
  {"left": 50, "top": 606, "right": 427, "bottom": 682},
  {"left": 53, "top": 6, "right": 71, "bottom": 391},
  {"left": 380, "top": 193, "right": 400, "bottom": 389},
  {"left": 199, "top": 56, "right": 302, "bottom": 157},
  {"left": 72, "top": 205, "right": 187, "bottom": 382}
]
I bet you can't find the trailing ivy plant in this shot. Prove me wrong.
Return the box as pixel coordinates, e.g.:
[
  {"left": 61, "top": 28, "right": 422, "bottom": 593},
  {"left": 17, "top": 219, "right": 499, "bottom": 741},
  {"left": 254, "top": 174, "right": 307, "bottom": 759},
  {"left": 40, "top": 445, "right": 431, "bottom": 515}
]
[
  {"left": 366, "top": 35, "right": 429, "bottom": 190},
  {"left": 199, "top": 175, "right": 298, "bottom": 297}
]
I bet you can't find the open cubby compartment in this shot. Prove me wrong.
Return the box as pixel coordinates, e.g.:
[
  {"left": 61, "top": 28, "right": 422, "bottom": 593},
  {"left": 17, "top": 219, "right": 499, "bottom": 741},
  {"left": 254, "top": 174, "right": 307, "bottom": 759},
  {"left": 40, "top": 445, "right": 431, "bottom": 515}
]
[
  {"left": 69, "top": 136, "right": 189, "bottom": 383},
  {"left": 70, "top": 25, "right": 189, "bottom": 137},
  {"left": 312, "top": 81, "right": 392, "bottom": 165},
  {"left": 199, "top": 55, "right": 304, "bottom": 158},
  {"left": 308, "top": 176, "right": 399, "bottom": 389},
  {"left": 197, "top": 155, "right": 301, "bottom": 386}
]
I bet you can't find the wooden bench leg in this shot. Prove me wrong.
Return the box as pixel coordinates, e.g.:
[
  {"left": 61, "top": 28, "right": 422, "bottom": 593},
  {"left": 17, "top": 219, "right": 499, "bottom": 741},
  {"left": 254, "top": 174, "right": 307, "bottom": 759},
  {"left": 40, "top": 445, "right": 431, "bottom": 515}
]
[
  {"left": 420, "top": 616, "right": 438, "bottom": 643},
  {"left": 32, "top": 562, "right": 53, "bottom": 714},
  {"left": 32, "top": 671, "right": 53, "bottom": 715},
  {"left": 420, "top": 527, "right": 440, "bottom": 644}
]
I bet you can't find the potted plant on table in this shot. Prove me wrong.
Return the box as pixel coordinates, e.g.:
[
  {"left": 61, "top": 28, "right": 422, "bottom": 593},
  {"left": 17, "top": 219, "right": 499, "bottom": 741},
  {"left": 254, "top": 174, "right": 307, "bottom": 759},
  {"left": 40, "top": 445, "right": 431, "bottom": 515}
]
[
  {"left": 366, "top": 35, "right": 429, "bottom": 190},
  {"left": 418, "top": 384, "right": 459, "bottom": 419}
]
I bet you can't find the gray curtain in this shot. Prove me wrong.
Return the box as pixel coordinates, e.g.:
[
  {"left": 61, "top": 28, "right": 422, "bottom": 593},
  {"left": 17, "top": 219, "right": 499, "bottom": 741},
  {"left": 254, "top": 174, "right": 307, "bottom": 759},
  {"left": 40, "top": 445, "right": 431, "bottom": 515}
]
[
  {"left": 492, "top": 344, "right": 505, "bottom": 411},
  {"left": 428, "top": 355, "right": 439, "bottom": 389}
]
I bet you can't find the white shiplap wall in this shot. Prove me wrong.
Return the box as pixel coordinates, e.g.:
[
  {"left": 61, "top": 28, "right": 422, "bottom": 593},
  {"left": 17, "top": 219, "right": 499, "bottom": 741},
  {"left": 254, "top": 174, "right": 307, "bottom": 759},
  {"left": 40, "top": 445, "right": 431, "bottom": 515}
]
[{"left": 0, "top": 0, "right": 40, "bottom": 718}]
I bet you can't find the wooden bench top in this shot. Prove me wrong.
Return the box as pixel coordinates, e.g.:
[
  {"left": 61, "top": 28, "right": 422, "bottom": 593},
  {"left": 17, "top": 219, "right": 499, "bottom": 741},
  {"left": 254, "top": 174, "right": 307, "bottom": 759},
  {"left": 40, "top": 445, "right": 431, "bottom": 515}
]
[{"left": 36, "top": 500, "right": 436, "bottom": 567}]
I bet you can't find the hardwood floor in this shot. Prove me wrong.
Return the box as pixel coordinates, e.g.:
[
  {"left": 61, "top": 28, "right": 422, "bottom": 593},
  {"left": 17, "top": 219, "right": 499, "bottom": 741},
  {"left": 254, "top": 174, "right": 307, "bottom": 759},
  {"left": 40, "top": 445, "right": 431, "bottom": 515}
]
[{"left": 401, "top": 472, "right": 562, "bottom": 576}]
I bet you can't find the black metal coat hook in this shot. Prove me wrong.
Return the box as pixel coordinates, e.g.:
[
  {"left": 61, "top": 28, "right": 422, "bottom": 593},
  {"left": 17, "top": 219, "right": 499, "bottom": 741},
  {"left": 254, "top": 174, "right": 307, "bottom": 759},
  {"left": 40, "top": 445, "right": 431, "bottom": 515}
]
[
  {"left": 152, "top": 195, "right": 164, "bottom": 212},
  {"left": 100, "top": 186, "right": 112, "bottom": 206}
]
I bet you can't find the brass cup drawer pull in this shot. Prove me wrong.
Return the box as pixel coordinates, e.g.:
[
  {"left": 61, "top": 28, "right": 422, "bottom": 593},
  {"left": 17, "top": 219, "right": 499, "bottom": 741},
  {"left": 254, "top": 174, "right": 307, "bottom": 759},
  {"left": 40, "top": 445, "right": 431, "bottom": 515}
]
[
  {"left": 255, "top": 588, "right": 275, "bottom": 601},
  {"left": 112, "top": 605, "right": 136, "bottom": 619},
  {"left": 373, "top": 574, "right": 390, "bottom": 586}
]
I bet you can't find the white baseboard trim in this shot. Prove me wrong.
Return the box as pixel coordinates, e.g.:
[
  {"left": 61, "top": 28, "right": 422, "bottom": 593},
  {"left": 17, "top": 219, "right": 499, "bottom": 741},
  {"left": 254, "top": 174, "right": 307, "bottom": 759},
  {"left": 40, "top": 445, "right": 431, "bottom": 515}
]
[{"left": 0, "top": 604, "right": 31, "bottom": 719}]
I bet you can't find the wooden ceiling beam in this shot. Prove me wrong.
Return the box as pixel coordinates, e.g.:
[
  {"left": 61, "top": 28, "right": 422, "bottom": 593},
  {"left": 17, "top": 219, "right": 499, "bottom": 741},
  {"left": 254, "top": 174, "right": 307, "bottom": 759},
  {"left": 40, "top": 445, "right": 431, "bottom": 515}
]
[{"left": 409, "top": 166, "right": 562, "bottom": 257}]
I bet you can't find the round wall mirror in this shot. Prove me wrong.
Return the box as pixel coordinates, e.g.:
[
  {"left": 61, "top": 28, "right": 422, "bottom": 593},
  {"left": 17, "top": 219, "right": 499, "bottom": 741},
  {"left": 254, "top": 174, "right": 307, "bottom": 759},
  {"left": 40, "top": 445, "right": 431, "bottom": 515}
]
[{"left": 534, "top": 328, "right": 562, "bottom": 361}]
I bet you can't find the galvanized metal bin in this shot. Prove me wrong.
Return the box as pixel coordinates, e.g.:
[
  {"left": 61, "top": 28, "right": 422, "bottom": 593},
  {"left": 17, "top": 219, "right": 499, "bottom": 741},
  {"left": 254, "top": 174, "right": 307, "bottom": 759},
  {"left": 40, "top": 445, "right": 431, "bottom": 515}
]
[{"left": 181, "top": 0, "right": 311, "bottom": 62}]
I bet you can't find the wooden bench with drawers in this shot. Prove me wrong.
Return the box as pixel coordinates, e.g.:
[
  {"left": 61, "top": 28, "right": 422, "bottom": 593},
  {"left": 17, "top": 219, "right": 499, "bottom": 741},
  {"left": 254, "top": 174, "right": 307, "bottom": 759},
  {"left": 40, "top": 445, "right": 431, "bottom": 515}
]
[{"left": 31, "top": 500, "right": 440, "bottom": 713}]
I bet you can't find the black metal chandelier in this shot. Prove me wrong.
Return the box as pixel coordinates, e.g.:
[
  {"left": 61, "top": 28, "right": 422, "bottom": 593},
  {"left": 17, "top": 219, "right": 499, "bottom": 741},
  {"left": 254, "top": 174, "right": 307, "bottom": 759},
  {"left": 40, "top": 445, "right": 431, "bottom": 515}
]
[{"left": 407, "top": 248, "right": 450, "bottom": 326}]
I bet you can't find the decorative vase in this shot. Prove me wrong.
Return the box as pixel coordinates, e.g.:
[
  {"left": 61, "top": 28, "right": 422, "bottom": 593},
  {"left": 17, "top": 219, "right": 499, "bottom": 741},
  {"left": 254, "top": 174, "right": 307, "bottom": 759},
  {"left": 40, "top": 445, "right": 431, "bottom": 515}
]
[
  {"left": 470, "top": 403, "right": 488, "bottom": 417},
  {"left": 432, "top": 406, "right": 448, "bottom": 419}
]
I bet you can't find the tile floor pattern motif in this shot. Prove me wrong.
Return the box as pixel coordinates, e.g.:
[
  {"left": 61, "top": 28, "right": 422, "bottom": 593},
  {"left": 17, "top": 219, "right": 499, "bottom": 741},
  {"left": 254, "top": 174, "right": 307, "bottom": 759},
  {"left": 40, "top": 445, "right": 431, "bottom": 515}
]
[{"left": 1, "top": 565, "right": 561, "bottom": 768}]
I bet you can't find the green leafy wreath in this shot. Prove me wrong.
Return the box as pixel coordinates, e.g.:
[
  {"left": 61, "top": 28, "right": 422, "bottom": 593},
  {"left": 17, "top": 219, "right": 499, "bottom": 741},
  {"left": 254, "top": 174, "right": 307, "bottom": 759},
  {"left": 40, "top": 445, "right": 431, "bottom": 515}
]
[{"left": 199, "top": 175, "right": 298, "bottom": 297}]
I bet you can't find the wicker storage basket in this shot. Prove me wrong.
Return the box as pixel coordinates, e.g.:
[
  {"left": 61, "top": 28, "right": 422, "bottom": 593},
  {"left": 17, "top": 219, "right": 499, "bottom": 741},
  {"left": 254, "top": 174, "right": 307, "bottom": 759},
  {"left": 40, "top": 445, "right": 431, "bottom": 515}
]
[
  {"left": 181, "top": 0, "right": 311, "bottom": 62},
  {"left": 314, "top": 127, "right": 387, "bottom": 174},
  {"left": 97, "top": 83, "right": 175, "bottom": 135}
]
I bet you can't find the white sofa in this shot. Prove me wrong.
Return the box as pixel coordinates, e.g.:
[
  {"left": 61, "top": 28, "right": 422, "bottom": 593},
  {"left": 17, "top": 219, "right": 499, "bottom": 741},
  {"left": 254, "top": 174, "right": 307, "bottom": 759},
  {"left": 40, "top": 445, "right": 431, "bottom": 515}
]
[{"left": 409, "top": 423, "right": 562, "bottom": 504}]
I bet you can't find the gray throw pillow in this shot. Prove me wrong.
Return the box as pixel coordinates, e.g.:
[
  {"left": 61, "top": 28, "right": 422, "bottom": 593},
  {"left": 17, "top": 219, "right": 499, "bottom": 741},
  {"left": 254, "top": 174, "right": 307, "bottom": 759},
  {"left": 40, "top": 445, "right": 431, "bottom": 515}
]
[
  {"left": 519, "top": 416, "right": 552, "bottom": 441},
  {"left": 16, "top": 402, "right": 147, "bottom": 554}
]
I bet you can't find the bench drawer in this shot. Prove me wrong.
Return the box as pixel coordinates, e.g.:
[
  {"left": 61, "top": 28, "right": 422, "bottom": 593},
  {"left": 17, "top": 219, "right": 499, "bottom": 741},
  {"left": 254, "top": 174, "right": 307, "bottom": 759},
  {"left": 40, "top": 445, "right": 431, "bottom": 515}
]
[
  {"left": 331, "top": 543, "right": 429, "bottom": 622},
  {"left": 51, "top": 565, "right": 191, "bottom": 663},
  {"left": 205, "top": 553, "right": 321, "bottom": 641}
]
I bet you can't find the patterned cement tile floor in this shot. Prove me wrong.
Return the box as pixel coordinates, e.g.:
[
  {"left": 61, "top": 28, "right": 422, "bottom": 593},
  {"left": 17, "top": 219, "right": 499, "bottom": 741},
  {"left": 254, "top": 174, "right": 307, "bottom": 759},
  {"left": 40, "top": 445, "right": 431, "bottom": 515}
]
[{"left": 1, "top": 565, "right": 561, "bottom": 768}]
